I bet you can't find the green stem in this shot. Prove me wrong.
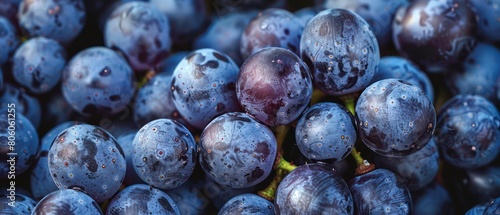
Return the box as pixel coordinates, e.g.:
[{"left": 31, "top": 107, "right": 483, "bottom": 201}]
[
  {"left": 276, "top": 155, "right": 297, "bottom": 172},
  {"left": 136, "top": 70, "right": 157, "bottom": 89},
  {"left": 310, "top": 89, "right": 327, "bottom": 105},
  {"left": 351, "top": 147, "right": 375, "bottom": 175},
  {"left": 258, "top": 169, "right": 285, "bottom": 201},
  {"left": 340, "top": 94, "right": 357, "bottom": 116}
]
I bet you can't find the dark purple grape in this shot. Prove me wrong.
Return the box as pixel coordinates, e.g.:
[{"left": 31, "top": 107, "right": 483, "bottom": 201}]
[
  {"left": 236, "top": 47, "right": 313, "bottom": 126},
  {"left": 435, "top": 94, "right": 500, "bottom": 169},
  {"left": 446, "top": 42, "right": 500, "bottom": 104},
  {"left": 132, "top": 119, "right": 197, "bottom": 190},
  {"left": 349, "top": 168, "right": 412, "bottom": 214},
  {"left": 0, "top": 17, "right": 19, "bottom": 65},
  {"left": 315, "top": 0, "right": 409, "bottom": 46},
  {"left": 355, "top": 79, "right": 436, "bottom": 157},
  {"left": 48, "top": 124, "right": 126, "bottom": 203},
  {"left": 193, "top": 10, "right": 258, "bottom": 66},
  {"left": 18, "top": 0, "right": 86, "bottom": 46},
  {"left": 171, "top": 48, "right": 242, "bottom": 129},
  {"left": 106, "top": 184, "right": 180, "bottom": 215},
  {"left": 468, "top": 0, "right": 500, "bottom": 42},
  {"left": 104, "top": 1, "right": 171, "bottom": 72},
  {"left": 158, "top": 51, "right": 189, "bottom": 75},
  {"left": 12, "top": 37, "right": 67, "bottom": 94},
  {"left": 115, "top": 129, "right": 142, "bottom": 186},
  {"left": 0, "top": 0, "right": 21, "bottom": 28},
  {"left": 300, "top": 8, "right": 379, "bottom": 96},
  {"left": 0, "top": 83, "right": 41, "bottom": 128},
  {"left": 165, "top": 176, "right": 209, "bottom": 215},
  {"left": 199, "top": 112, "right": 277, "bottom": 188},
  {"left": 0, "top": 107, "right": 38, "bottom": 179},
  {"left": 373, "top": 56, "right": 434, "bottom": 102},
  {"left": 411, "top": 182, "right": 455, "bottom": 215},
  {"left": 275, "top": 163, "right": 354, "bottom": 214},
  {"left": 240, "top": 8, "right": 303, "bottom": 60},
  {"left": 294, "top": 7, "right": 316, "bottom": 27},
  {"left": 218, "top": 193, "right": 275, "bottom": 215},
  {"left": 295, "top": 102, "right": 356, "bottom": 162},
  {"left": 32, "top": 189, "right": 103, "bottom": 215},
  {"left": 392, "top": 0, "right": 477, "bottom": 73},
  {"left": 373, "top": 137, "right": 440, "bottom": 190},
  {"left": 40, "top": 89, "right": 79, "bottom": 130},
  {"left": 61, "top": 46, "right": 135, "bottom": 117},
  {"left": 0, "top": 194, "right": 36, "bottom": 214}
]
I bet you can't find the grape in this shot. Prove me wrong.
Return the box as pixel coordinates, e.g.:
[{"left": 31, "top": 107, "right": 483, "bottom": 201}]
[
  {"left": 0, "top": 68, "right": 3, "bottom": 96},
  {"left": 411, "top": 182, "right": 454, "bottom": 215},
  {"left": 240, "top": 8, "right": 304, "bottom": 60},
  {"left": 48, "top": 124, "right": 126, "bottom": 203},
  {"left": 275, "top": 163, "right": 354, "bottom": 214},
  {"left": 0, "top": 0, "right": 21, "bottom": 27},
  {"left": 435, "top": 94, "right": 500, "bottom": 169},
  {"left": 218, "top": 193, "right": 275, "bottom": 215},
  {"left": 165, "top": 176, "right": 209, "bottom": 215},
  {"left": 61, "top": 46, "right": 135, "bottom": 117},
  {"left": 40, "top": 89, "right": 79, "bottom": 131},
  {"left": 236, "top": 47, "right": 313, "bottom": 126},
  {"left": 18, "top": 0, "right": 86, "bottom": 46},
  {"left": 106, "top": 184, "right": 180, "bottom": 215},
  {"left": 32, "top": 189, "right": 103, "bottom": 215},
  {"left": 465, "top": 202, "right": 487, "bottom": 215},
  {"left": 158, "top": 51, "right": 189, "bottom": 75},
  {"left": 12, "top": 37, "right": 67, "bottom": 94},
  {"left": 468, "top": 0, "right": 500, "bottom": 42},
  {"left": 294, "top": 7, "right": 316, "bottom": 27},
  {"left": 355, "top": 79, "right": 436, "bottom": 157},
  {"left": 115, "top": 129, "right": 142, "bottom": 186},
  {"left": 171, "top": 48, "right": 242, "bottom": 129},
  {"left": 392, "top": 0, "right": 477, "bottom": 73},
  {"left": 483, "top": 197, "right": 500, "bottom": 215},
  {"left": 295, "top": 102, "right": 356, "bottom": 162},
  {"left": 300, "top": 8, "right": 380, "bottom": 96},
  {"left": 349, "top": 168, "right": 412, "bottom": 214},
  {"left": 0, "top": 194, "right": 36, "bottom": 214},
  {"left": 199, "top": 112, "right": 277, "bottom": 188},
  {"left": 104, "top": 1, "right": 171, "bottom": 72},
  {"left": 132, "top": 119, "right": 197, "bottom": 190},
  {"left": 0, "top": 83, "right": 42, "bottom": 128},
  {"left": 0, "top": 16, "right": 19, "bottom": 66}
]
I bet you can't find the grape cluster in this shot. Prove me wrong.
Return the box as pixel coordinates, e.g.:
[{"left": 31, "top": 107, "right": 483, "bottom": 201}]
[{"left": 1, "top": 0, "right": 500, "bottom": 214}]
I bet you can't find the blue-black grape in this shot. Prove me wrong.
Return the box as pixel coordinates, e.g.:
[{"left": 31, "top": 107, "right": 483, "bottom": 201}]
[
  {"left": 349, "top": 168, "right": 412, "bottom": 214},
  {"left": 236, "top": 47, "right": 313, "bottom": 126},
  {"left": 295, "top": 102, "right": 356, "bottom": 162},
  {"left": 0, "top": 0, "right": 21, "bottom": 27},
  {"left": 171, "top": 48, "right": 242, "bottom": 129},
  {"left": 240, "top": 8, "right": 303, "bottom": 60},
  {"left": 435, "top": 94, "right": 500, "bottom": 169},
  {"left": 300, "top": 8, "right": 380, "bottom": 96},
  {"left": 218, "top": 193, "right": 275, "bottom": 215},
  {"left": 465, "top": 202, "right": 488, "bottom": 215},
  {"left": 115, "top": 129, "right": 142, "bottom": 186},
  {"left": 483, "top": 197, "right": 500, "bottom": 215},
  {"left": 0, "top": 83, "right": 42, "bottom": 128},
  {"left": 165, "top": 176, "right": 209, "bottom": 215},
  {"left": 0, "top": 69, "right": 3, "bottom": 96},
  {"left": 48, "top": 124, "right": 126, "bottom": 203},
  {"left": 411, "top": 182, "right": 454, "bottom": 215},
  {"left": 275, "top": 163, "right": 354, "bottom": 214},
  {"left": 17, "top": 0, "right": 86, "bottom": 46},
  {"left": 158, "top": 51, "right": 189, "bottom": 75},
  {"left": 12, "top": 37, "right": 67, "bottom": 94},
  {"left": 104, "top": 1, "right": 171, "bottom": 72},
  {"left": 294, "top": 7, "right": 316, "bottom": 27},
  {"left": 61, "top": 46, "right": 135, "bottom": 117},
  {"left": 0, "top": 194, "right": 36, "bottom": 214},
  {"left": 468, "top": 0, "right": 500, "bottom": 42},
  {"left": 32, "top": 189, "right": 103, "bottom": 215},
  {"left": 392, "top": 0, "right": 477, "bottom": 73},
  {"left": 199, "top": 112, "right": 277, "bottom": 188},
  {"left": 132, "top": 119, "right": 197, "bottom": 190},
  {"left": 0, "top": 107, "right": 38, "bottom": 179},
  {"left": 0, "top": 16, "right": 19, "bottom": 65},
  {"left": 106, "top": 183, "right": 180, "bottom": 215},
  {"left": 355, "top": 79, "right": 436, "bottom": 157}
]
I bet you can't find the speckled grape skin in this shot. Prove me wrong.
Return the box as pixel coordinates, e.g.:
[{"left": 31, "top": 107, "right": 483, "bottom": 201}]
[
  {"left": 199, "top": 112, "right": 277, "bottom": 188},
  {"left": 315, "top": 0, "right": 408, "bottom": 46},
  {"left": 236, "top": 47, "right": 313, "bottom": 126},
  {"left": 0, "top": 194, "right": 36, "bottom": 214},
  {"left": 218, "top": 193, "right": 275, "bottom": 215},
  {"left": 132, "top": 119, "right": 197, "bottom": 190},
  {"left": 295, "top": 102, "right": 356, "bottom": 162},
  {"left": 32, "top": 189, "right": 103, "bottom": 215},
  {"left": 274, "top": 163, "right": 354, "bottom": 215},
  {"left": 434, "top": 94, "right": 500, "bottom": 169},
  {"left": 446, "top": 43, "right": 500, "bottom": 104},
  {"left": 12, "top": 37, "right": 67, "bottom": 94},
  {"left": 373, "top": 56, "right": 434, "bottom": 102},
  {"left": 31, "top": 121, "right": 81, "bottom": 201},
  {"left": 48, "top": 124, "right": 126, "bottom": 203},
  {"left": 373, "top": 137, "right": 439, "bottom": 190},
  {"left": 349, "top": 168, "right": 412, "bottom": 214},
  {"left": 194, "top": 10, "right": 258, "bottom": 66},
  {"left": 18, "top": 0, "right": 86, "bottom": 46},
  {"left": 104, "top": 1, "right": 172, "bottom": 72},
  {"left": 392, "top": 0, "right": 477, "bottom": 73},
  {"left": 116, "top": 130, "right": 142, "bottom": 186},
  {"left": 0, "top": 83, "right": 42, "bottom": 128},
  {"left": 483, "top": 197, "right": 500, "bottom": 215},
  {"left": 0, "top": 17, "right": 19, "bottom": 65},
  {"left": 469, "top": 0, "right": 500, "bottom": 42},
  {"left": 106, "top": 184, "right": 180, "bottom": 215},
  {"left": 355, "top": 79, "right": 436, "bottom": 157},
  {"left": 0, "top": 108, "right": 38, "bottom": 178},
  {"left": 300, "top": 8, "right": 379, "bottom": 96},
  {"left": 61, "top": 47, "right": 135, "bottom": 117},
  {"left": 171, "top": 48, "right": 242, "bottom": 129},
  {"left": 240, "top": 8, "right": 304, "bottom": 60}
]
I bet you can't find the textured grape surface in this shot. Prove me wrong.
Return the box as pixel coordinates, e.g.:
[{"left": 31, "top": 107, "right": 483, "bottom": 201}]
[
  {"left": 468, "top": 0, "right": 500, "bottom": 42},
  {"left": 32, "top": 189, "right": 103, "bottom": 215},
  {"left": 106, "top": 184, "right": 180, "bottom": 215},
  {"left": 0, "top": 83, "right": 42, "bottom": 128},
  {"left": 218, "top": 193, "right": 275, "bottom": 215},
  {"left": 300, "top": 8, "right": 379, "bottom": 96},
  {"left": 115, "top": 130, "right": 142, "bottom": 186},
  {"left": 0, "top": 194, "right": 36, "bottom": 214},
  {"left": 0, "top": 17, "right": 18, "bottom": 65}
]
